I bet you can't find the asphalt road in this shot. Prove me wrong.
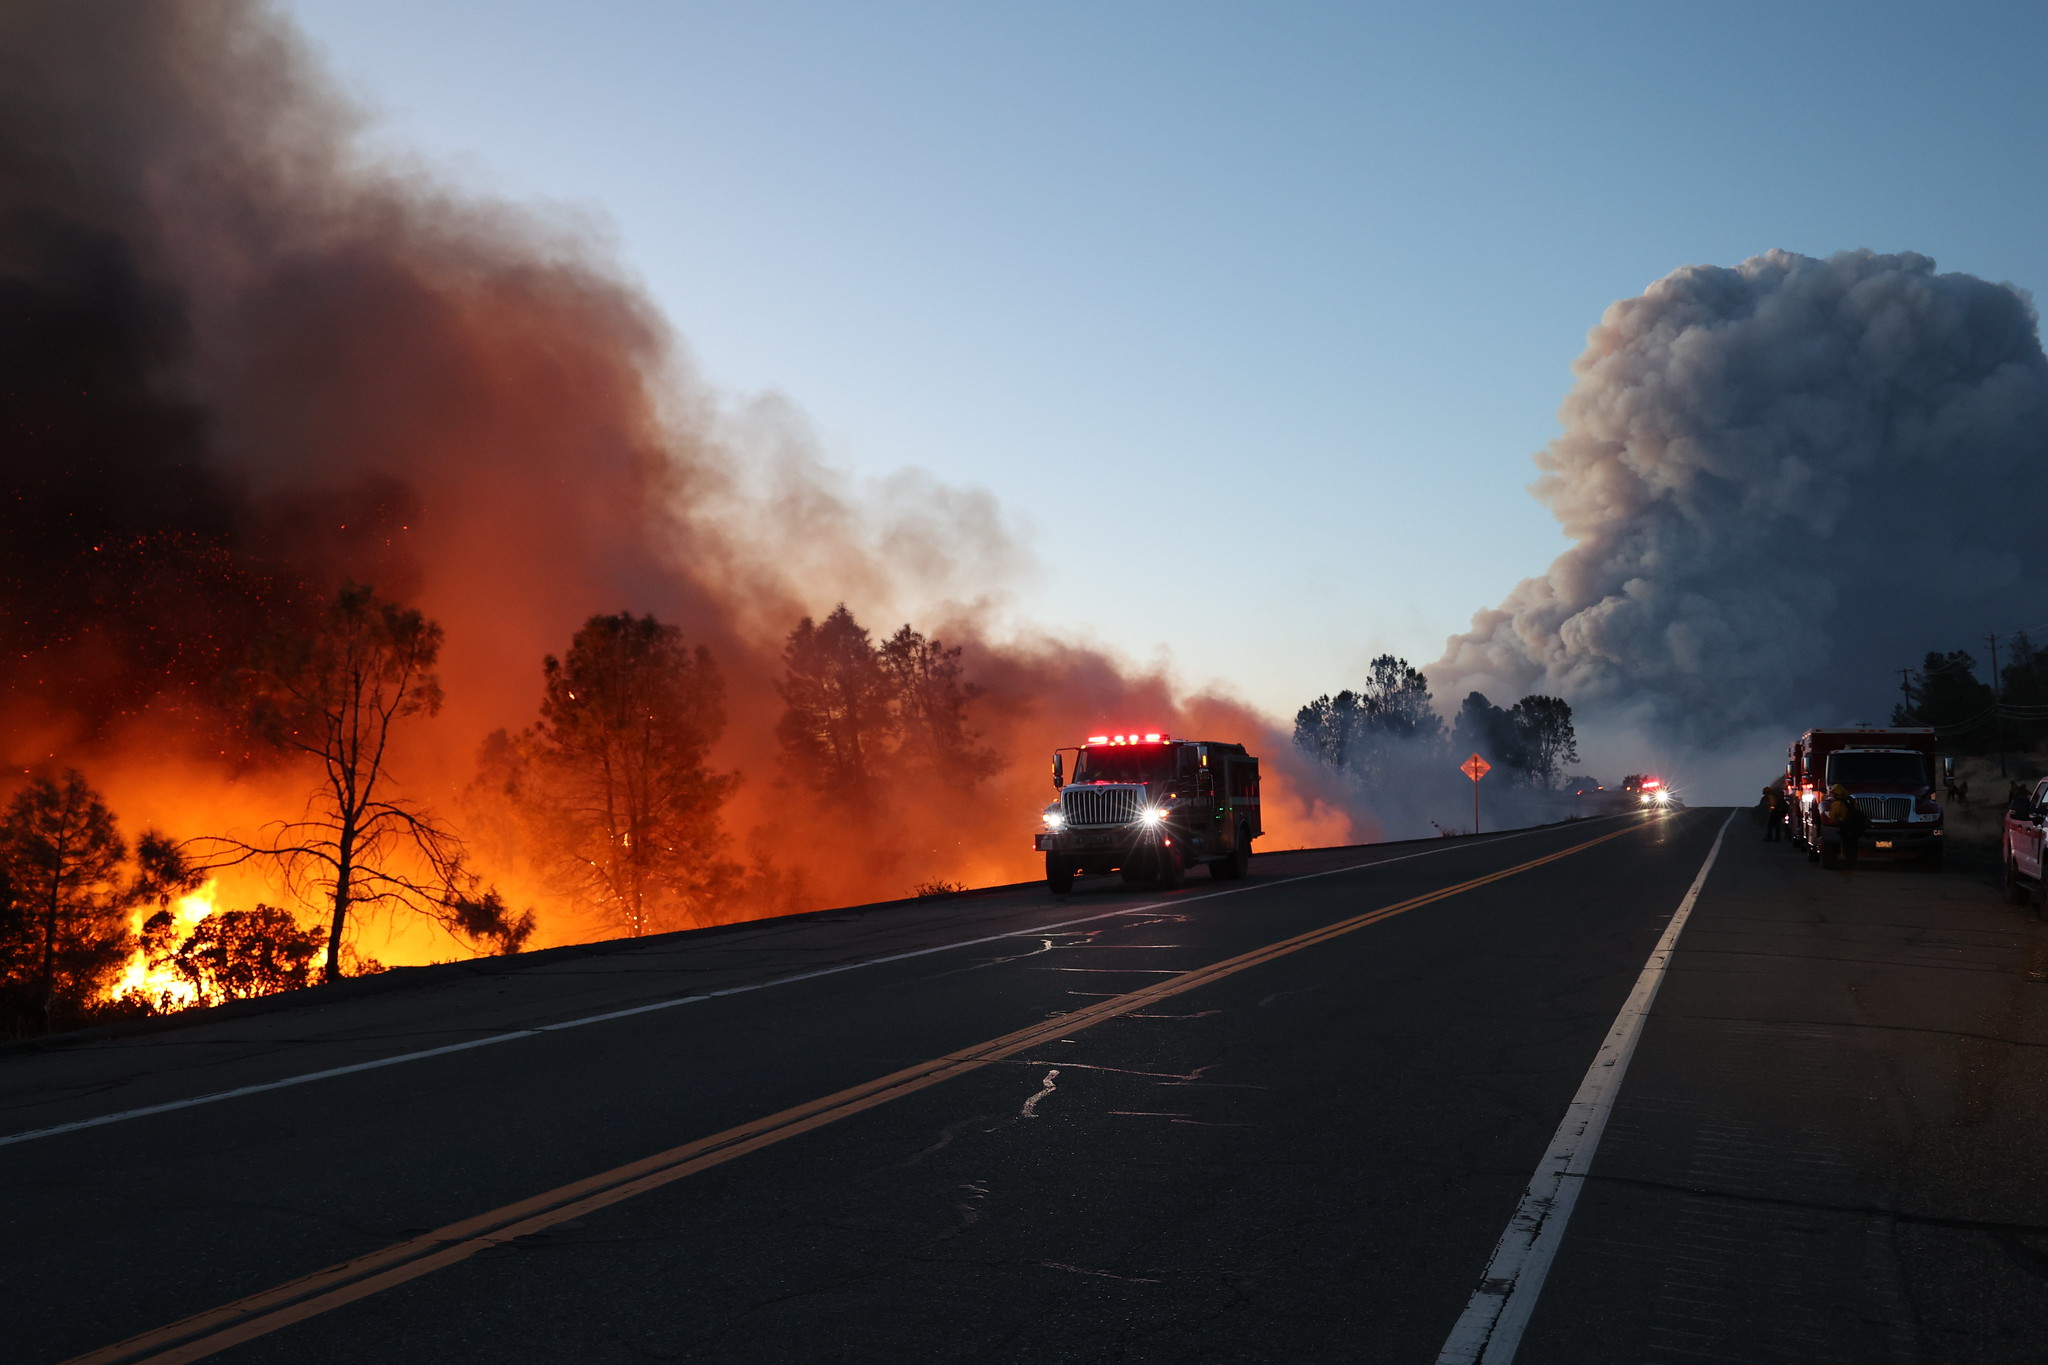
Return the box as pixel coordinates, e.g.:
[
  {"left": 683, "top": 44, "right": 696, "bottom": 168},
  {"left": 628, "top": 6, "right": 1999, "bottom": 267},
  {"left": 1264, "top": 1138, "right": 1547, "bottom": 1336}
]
[{"left": 5, "top": 807, "right": 2046, "bottom": 1363}]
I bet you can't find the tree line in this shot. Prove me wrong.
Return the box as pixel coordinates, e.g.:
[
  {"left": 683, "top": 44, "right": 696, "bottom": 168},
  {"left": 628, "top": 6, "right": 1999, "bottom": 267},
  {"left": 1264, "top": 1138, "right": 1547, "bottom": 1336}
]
[
  {"left": 0, "top": 586, "right": 984, "bottom": 1036},
  {"left": 1293, "top": 655, "right": 1580, "bottom": 791},
  {"left": 1892, "top": 633, "right": 2048, "bottom": 753}
]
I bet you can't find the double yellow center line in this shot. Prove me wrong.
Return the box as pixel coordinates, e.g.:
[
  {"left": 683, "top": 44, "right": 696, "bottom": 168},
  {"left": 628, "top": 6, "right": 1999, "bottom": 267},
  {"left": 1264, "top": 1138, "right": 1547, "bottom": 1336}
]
[{"left": 70, "top": 820, "right": 1642, "bottom": 1365}]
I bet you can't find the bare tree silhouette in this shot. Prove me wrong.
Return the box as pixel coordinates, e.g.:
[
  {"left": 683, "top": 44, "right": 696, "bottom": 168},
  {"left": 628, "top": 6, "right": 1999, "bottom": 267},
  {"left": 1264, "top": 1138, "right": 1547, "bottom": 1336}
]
[{"left": 200, "top": 584, "right": 530, "bottom": 982}]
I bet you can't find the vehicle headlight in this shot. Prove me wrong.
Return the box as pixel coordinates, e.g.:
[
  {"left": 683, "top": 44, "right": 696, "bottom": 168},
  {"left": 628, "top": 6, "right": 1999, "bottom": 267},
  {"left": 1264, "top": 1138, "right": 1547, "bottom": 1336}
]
[
  {"left": 1654, "top": 790, "right": 1670, "bottom": 804},
  {"left": 1043, "top": 809, "right": 1066, "bottom": 828},
  {"left": 1140, "top": 807, "right": 1166, "bottom": 825}
]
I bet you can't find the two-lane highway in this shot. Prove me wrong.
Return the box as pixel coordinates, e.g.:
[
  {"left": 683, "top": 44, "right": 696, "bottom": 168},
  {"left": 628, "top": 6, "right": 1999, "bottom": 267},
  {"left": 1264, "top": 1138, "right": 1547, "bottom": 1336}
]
[{"left": 7, "top": 811, "right": 1730, "bottom": 1362}]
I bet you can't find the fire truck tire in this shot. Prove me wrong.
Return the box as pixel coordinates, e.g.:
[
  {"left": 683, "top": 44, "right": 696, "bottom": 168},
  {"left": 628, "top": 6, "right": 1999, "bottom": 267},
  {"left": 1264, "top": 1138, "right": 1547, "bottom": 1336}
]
[
  {"left": 1923, "top": 847, "right": 1944, "bottom": 872},
  {"left": 1819, "top": 840, "right": 1838, "bottom": 870},
  {"left": 1214, "top": 828, "right": 1251, "bottom": 880},
  {"left": 1157, "top": 844, "right": 1184, "bottom": 890},
  {"left": 1045, "top": 854, "right": 1075, "bottom": 894}
]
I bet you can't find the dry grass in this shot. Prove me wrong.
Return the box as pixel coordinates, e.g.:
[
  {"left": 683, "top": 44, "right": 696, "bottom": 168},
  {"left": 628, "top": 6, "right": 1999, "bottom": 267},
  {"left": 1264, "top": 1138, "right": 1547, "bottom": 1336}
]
[{"left": 1936, "top": 752, "right": 2047, "bottom": 849}]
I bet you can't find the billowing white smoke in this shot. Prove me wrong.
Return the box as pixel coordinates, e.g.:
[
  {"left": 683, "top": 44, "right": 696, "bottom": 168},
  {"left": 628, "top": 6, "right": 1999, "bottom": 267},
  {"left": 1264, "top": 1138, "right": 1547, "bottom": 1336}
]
[{"left": 1434, "top": 249, "right": 2048, "bottom": 748}]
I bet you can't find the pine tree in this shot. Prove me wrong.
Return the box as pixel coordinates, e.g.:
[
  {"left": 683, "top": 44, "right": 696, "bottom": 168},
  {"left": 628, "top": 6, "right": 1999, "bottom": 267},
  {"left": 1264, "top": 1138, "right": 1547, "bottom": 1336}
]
[
  {"left": 1508, "top": 695, "right": 1579, "bottom": 789},
  {"left": 776, "top": 605, "right": 897, "bottom": 809},
  {"left": 531, "top": 613, "right": 739, "bottom": 936},
  {"left": 0, "top": 771, "right": 132, "bottom": 1030},
  {"left": 879, "top": 625, "right": 987, "bottom": 780}
]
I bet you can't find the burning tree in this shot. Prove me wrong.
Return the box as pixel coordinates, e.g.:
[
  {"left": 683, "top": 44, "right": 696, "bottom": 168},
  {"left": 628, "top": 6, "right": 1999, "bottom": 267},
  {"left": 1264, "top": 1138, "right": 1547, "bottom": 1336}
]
[
  {"left": 152, "top": 905, "right": 324, "bottom": 1003},
  {"left": 524, "top": 613, "right": 740, "bottom": 937},
  {"left": 0, "top": 771, "right": 187, "bottom": 1032},
  {"left": 0, "top": 772, "right": 128, "bottom": 1031},
  {"left": 212, "top": 584, "right": 532, "bottom": 982}
]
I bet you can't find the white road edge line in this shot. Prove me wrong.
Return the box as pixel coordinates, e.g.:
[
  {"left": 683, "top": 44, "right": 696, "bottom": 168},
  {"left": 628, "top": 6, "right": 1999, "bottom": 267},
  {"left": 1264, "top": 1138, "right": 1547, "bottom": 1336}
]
[
  {"left": 2, "top": 816, "right": 1623, "bottom": 1150},
  {"left": 1435, "top": 807, "right": 1735, "bottom": 1365}
]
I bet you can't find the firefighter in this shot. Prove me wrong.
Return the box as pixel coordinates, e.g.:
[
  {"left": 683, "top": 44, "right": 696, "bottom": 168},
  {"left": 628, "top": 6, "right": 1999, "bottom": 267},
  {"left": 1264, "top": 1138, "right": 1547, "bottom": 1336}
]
[
  {"left": 1761, "top": 784, "right": 1786, "bottom": 842},
  {"left": 1826, "top": 782, "right": 1868, "bottom": 870}
]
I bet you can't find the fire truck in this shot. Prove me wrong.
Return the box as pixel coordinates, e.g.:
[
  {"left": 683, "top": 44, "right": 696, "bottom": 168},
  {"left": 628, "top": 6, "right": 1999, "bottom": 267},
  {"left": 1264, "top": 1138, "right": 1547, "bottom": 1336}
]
[
  {"left": 1034, "top": 732, "right": 1262, "bottom": 893},
  {"left": 1786, "top": 726, "right": 1943, "bottom": 869},
  {"left": 1622, "top": 774, "right": 1670, "bottom": 807}
]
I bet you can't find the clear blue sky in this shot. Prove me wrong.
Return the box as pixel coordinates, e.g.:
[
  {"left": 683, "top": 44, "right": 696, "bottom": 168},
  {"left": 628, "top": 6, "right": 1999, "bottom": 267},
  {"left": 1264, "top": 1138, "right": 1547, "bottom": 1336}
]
[{"left": 283, "top": 0, "right": 2048, "bottom": 722}]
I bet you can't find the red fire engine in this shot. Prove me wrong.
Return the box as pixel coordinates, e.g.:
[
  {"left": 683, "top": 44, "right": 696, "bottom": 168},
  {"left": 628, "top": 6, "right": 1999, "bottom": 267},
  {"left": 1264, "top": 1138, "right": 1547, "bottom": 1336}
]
[
  {"left": 1033, "top": 732, "right": 1262, "bottom": 893},
  {"left": 1787, "top": 726, "right": 1943, "bottom": 869}
]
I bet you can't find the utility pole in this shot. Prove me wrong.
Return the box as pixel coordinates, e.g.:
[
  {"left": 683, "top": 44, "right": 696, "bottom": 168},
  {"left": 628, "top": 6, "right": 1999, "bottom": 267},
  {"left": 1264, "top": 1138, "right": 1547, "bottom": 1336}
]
[
  {"left": 1898, "top": 668, "right": 1913, "bottom": 717},
  {"left": 1989, "top": 632, "right": 2007, "bottom": 778}
]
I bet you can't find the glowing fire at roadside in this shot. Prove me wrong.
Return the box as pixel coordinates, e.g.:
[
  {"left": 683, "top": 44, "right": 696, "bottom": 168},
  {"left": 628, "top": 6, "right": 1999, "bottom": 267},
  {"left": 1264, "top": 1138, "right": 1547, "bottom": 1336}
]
[{"left": 112, "top": 882, "right": 220, "bottom": 1011}]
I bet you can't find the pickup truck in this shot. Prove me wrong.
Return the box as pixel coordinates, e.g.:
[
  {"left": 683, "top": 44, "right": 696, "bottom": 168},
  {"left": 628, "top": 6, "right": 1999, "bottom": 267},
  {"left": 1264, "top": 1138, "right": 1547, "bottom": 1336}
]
[{"left": 2003, "top": 777, "right": 2048, "bottom": 905}]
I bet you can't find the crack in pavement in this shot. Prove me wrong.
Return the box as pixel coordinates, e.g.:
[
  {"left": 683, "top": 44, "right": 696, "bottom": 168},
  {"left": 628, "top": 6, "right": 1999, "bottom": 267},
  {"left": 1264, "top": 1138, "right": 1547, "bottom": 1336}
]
[
  {"left": 1585, "top": 1171, "right": 2048, "bottom": 1234},
  {"left": 898, "top": 1114, "right": 992, "bottom": 1168},
  {"left": 1672, "top": 948, "right": 2023, "bottom": 975},
  {"left": 1658, "top": 1011, "right": 2048, "bottom": 1050},
  {"left": 1037, "top": 1259, "right": 1165, "bottom": 1283}
]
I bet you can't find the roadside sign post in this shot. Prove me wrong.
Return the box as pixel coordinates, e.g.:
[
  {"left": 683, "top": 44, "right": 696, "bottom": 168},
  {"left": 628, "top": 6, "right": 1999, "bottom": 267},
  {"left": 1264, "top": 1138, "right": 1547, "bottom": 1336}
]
[{"left": 1459, "top": 753, "right": 1492, "bottom": 834}]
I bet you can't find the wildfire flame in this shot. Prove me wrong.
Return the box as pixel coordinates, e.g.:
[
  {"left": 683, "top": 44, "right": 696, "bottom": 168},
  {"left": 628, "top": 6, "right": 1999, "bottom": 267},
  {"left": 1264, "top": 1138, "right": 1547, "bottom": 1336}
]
[{"left": 112, "top": 881, "right": 220, "bottom": 1011}]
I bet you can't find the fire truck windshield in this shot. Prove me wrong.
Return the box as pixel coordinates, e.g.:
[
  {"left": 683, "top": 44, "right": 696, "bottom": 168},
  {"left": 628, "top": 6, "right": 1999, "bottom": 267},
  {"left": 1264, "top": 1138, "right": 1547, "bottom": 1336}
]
[
  {"left": 1825, "top": 751, "right": 1929, "bottom": 787},
  {"left": 1075, "top": 745, "right": 1175, "bottom": 784}
]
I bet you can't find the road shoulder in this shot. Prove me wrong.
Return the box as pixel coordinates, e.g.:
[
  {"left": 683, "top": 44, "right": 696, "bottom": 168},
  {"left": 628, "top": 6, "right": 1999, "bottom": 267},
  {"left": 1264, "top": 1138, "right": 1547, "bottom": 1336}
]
[{"left": 1522, "top": 815, "right": 2048, "bottom": 1363}]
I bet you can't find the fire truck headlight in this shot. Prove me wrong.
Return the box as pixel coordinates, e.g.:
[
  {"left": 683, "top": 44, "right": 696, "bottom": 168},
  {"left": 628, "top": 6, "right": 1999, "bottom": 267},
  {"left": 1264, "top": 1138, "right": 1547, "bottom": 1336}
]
[
  {"left": 1655, "top": 790, "right": 1671, "bottom": 805},
  {"left": 1043, "top": 809, "right": 1065, "bottom": 829},
  {"left": 1140, "top": 807, "right": 1166, "bottom": 825}
]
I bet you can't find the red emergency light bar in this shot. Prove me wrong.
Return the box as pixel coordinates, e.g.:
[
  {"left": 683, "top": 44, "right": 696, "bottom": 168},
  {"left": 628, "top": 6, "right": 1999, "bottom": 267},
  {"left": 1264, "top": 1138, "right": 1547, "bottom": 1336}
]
[
  {"left": 1642, "top": 777, "right": 1663, "bottom": 790},
  {"left": 1083, "top": 732, "right": 1169, "bottom": 745}
]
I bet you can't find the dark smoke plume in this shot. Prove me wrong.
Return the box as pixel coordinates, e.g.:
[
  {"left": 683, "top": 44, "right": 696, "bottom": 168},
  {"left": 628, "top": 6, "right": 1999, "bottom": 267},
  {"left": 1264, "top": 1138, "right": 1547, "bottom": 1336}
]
[
  {"left": 0, "top": 3, "right": 1352, "bottom": 955},
  {"left": 1434, "top": 249, "right": 2048, "bottom": 754}
]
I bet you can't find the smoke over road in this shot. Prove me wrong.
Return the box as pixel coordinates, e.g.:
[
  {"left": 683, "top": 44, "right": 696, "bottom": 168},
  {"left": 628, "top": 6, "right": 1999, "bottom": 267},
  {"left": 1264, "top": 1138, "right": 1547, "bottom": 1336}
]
[
  {"left": 0, "top": 3, "right": 1353, "bottom": 964},
  {"left": 1433, "top": 249, "right": 2048, "bottom": 773}
]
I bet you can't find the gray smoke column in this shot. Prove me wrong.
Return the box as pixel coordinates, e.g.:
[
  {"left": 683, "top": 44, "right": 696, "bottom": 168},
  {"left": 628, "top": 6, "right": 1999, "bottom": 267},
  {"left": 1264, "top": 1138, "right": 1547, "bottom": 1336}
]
[{"left": 1434, "top": 249, "right": 2048, "bottom": 744}]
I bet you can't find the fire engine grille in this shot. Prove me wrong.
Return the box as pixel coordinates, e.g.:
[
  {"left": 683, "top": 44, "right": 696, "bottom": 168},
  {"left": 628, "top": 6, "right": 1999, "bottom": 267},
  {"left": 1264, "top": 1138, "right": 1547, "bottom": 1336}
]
[
  {"left": 1062, "top": 786, "right": 1143, "bottom": 828},
  {"left": 1855, "top": 795, "right": 1912, "bottom": 822}
]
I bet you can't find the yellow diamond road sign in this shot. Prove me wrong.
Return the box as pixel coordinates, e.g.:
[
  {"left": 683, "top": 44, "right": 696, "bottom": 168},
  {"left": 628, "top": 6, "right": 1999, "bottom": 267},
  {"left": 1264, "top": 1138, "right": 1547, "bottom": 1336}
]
[{"left": 1460, "top": 754, "right": 1492, "bottom": 782}]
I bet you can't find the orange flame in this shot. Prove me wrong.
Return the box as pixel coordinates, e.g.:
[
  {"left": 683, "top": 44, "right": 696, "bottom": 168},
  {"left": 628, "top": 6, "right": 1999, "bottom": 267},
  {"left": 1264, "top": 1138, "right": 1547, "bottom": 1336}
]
[{"left": 112, "top": 881, "right": 220, "bottom": 1012}]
